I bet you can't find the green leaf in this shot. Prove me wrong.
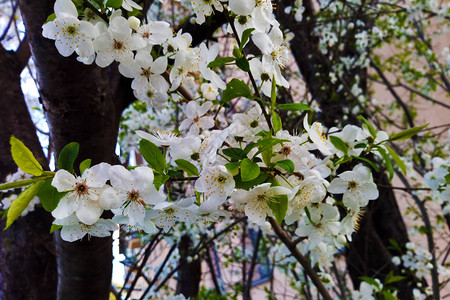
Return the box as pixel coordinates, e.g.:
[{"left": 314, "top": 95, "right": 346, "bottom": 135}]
[
  {"left": 385, "top": 271, "right": 406, "bottom": 284},
  {"left": 357, "top": 115, "right": 377, "bottom": 138},
  {"left": 105, "top": 0, "right": 123, "bottom": 9},
  {"left": 50, "top": 224, "right": 63, "bottom": 234},
  {"left": 359, "top": 276, "right": 380, "bottom": 289},
  {"left": 385, "top": 145, "right": 406, "bottom": 175},
  {"left": 377, "top": 146, "right": 394, "bottom": 182},
  {"left": 221, "top": 79, "right": 252, "bottom": 104},
  {"left": 271, "top": 75, "right": 277, "bottom": 110},
  {"left": 277, "top": 103, "right": 312, "bottom": 111},
  {"left": 329, "top": 136, "right": 348, "bottom": 155},
  {"left": 445, "top": 173, "right": 450, "bottom": 185},
  {"left": 235, "top": 57, "right": 250, "bottom": 72},
  {"left": 389, "top": 124, "right": 428, "bottom": 141},
  {"left": 139, "top": 139, "right": 165, "bottom": 173},
  {"left": 274, "top": 159, "right": 295, "bottom": 174},
  {"left": 232, "top": 46, "right": 242, "bottom": 59},
  {"left": 268, "top": 194, "right": 288, "bottom": 224},
  {"left": 5, "top": 181, "right": 44, "bottom": 229},
  {"left": 354, "top": 142, "right": 367, "bottom": 149},
  {"left": 175, "top": 159, "right": 199, "bottom": 176},
  {"left": 79, "top": 159, "right": 92, "bottom": 175},
  {"left": 222, "top": 147, "right": 247, "bottom": 160},
  {"left": 37, "top": 178, "right": 67, "bottom": 212},
  {"left": 58, "top": 142, "right": 79, "bottom": 174},
  {"left": 234, "top": 172, "right": 268, "bottom": 190},
  {"left": 45, "top": 13, "right": 56, "bottom": 23},
  {"left": 225, "top": 162, "right": 240, "bottom": 172},
  {"left": 207, "top": 57, "right": 235, "bottom": 68},
  {"left": 240, "top": 158, "right": 260, "bottom": 181},
  {"left": 334, "top": 155, "right": 352, "bottom": 166},
  {"left": 382, "top": 291, "right": 397, "bottom": 300},
  {"left": 240, "top": 28, "right": 255, "bottom": 50},
  {"left": 153, "top": 174, "right": 170, "bottom": 191},
  {"left": 0, "top": 179, "right": 39, "bottom": 191},
  {"left": 272, "top": 112, "right": 282, "bottom": 134},
  {"left": 10, "top": 136, "right": 44, "bottom": 176},
  {"left": 353, "top": 156, "right": 379, "bottom": 172}
]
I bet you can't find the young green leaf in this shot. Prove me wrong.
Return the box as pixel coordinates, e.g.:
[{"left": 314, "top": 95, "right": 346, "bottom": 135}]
[
  {"left": 58, "top": 142, "right": 79, "bottom": 174},
  {"left": 268, "top": 194, "right": 288, "bottom": 224},
  {"left": 240, "top": 158, "right": 260, "bottom": 181},
  {"left": 385, "top": 145, "right": 406, "bottom": 175},
  {"left": 357, "top": 115, "right": 377, "bottom": 138},
  {"left": 272, "top": 112, "right": 282, "bottom": 134},
  {"left": 385, "top": 271, "right": 406, "bottom": 284},
  {"left": 221, "top": 79, "right": 252, "bottom": 103},
  {"left": 376, "top": 146, "right": 394, "bottom": 182},
  {"left": 175, "top": 159, "right": 199, "bottom": 176},
  {"left": 153, "top": 174, "right": 170, "bottom": 191},
  {"left": 353, "top": 156, "right": 379, "bottom": 172},
  {"left": 105, "top": 0, "right": 123, "bottom": 9},
  {"left": 139, "top": 139, "right": 166, "bottom": 173},
  {"left": 274, "top": 159, "right": 295, "bottom": 174},
  {"left": 240, "top": 28, "right": 255, "bottom": 50},
  {"left": 10, "top": 136, "right": 44, "bottom": 176},
  {"left": 236, "top": 57, "right": 250, "bottom": 72},
  {"left": 50, "top": 224, "right": 63, "bottom": 234},
  {"left": 389, "top": 124, "right": 428, "bottom": 141},
  {"left": 233, "top": 172, "right": 268, "bottom": 190},
  {"left": 37, "top": 178, "right": 67, "bottom": 212},
  {"left": 277, "top": 103, "right": 312, "bottom": 111},
  {"left": 79, "top": 159, "right": 92, "bottom": 175},
  {"left": 207, "top": 57, "right": 235, "bottom": 68},
  {"left": 222, "top": 147, "right": 247, "bottom": 160},
  {"left": 329, "top": 136, "right": 348, "bottom": 156},
  {"left": 5, "top": 181, "right": 44, "bottom": 229}
]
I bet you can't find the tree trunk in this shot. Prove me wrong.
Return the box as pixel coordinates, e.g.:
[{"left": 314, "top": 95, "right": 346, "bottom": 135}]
[
  {"left": 19, "top": 0, "right": 129, "bottom": 298},
  {"left": 176, "top": 235, "right": 202, "bottom": 297},
  {"left": 0, "top": 43, "right": 57, "bottom": 299}
]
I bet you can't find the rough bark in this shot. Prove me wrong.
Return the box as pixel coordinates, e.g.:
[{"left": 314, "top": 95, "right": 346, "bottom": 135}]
[
  {"left": 19, "top": 0, "right": 128, "bottom": 298},
  {"left": 0, "top": 44, "right": 58, "bottom": 299},
  {"left": 176, "top": 235, "right": 202, "bottom": 297}
]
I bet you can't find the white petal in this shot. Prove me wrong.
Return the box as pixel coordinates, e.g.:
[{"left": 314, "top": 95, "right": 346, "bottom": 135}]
[
  {"left": 52, "top": 170, "right": 76, "bottom": 192},
  {"left": 76, "top": 201, "right": 102, "bottom": 225},
  {"left": 55, "top": 0, "right": 78, "bottom": 18}
]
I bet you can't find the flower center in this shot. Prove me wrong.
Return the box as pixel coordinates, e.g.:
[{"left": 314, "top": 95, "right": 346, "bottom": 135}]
[
  {"left": 113, "top": 39, "right": 124, "bottom": 50},
  {"left": 250, "top": 120, "right": 259, "bottom": 128},
  {"left": 146, "top": 90, "right": 154, "bottom": 98},
  {"left": 66, "top": 26, "right": 77, "bottom": 35},
  {"left": 141, "top": 68, "right": 151, "bottom": 78},
  {"left": 257, "top": 193, "right": 267, "bottom": 202},
  {"left": 127, "top": 190, "right": 140, "bottom": 202},
  {"left": 190, "top": 152, "right": 200, "bottom": 161},
  {"left": 75, "top": 182, "right": 89, "bottom": 196},
  {"left": 281, "top": 145, "right": 291, "bottom": 155},
  {"left": 217, "top": 175, "right": 227, "bottom": 184},
  {"left": 348, "top": 181, "right": 358, "bottom": 189},
  {"left": 261, "top": 72, "right": 270, "bottom": 81}
]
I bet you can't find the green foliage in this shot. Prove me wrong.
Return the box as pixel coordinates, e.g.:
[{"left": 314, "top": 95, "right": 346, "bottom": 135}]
[
  {"left": 277, "top": 103, "right": 312, "bottom": 111},
  {"left": 221, "top": 79, "right": 252, "bottom": 104},
  {"left": 239, "top": 28, "right": 255, "bottom": 51},
  {"left": 385, "top": 145, "right": 407, "bottom": 175},
  {"left": 274, "top": 159, "right": 294, "bottom": 174},
  {"left": 105, "top": 0, "right": 123, "bottom": 9},
  {"left": 79, "top": 159, "right": 92, "bottom": 175},
  {"left": 175, "top": 159, "right": 199, "bottom": 176},
  {"left": 207, "top": 57, "right": 235, "bottom": 68},
  {"left": 37, "top": 178, "right": 67, "bottom": 212},
  {"left": 389, "top": 124, "right": 428, "bottom": 141},
  {"left": 268, "top": 194, "right": 288, "bottom": 224},
  {"left": 5, "top": 181, "right": 44, "bottom": 229},
  {"left": 357, "top": 115, "right": 377, "bottom": 138},
  {"left": 139, "top": 139, "right": 166, "bottom": 174},
  {"left": 272, "top": 111, "right": 282, "bottom": 134},
  {"left": 10, "top": 136, "right": 44, "bottom": 176},
  {"left": 240, "top": 158, "right": 260, "bottom": 181},
  {"left": 329, "top": 136, "right": 348, "bottom": 156},
  {"left": 58, "top": 142, "right": 80, "bottom": 174}
]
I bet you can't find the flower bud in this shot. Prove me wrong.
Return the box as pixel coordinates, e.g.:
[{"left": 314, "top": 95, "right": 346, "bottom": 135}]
[{"left": 128, "top": 16, "right": 140, "bottom": 30}]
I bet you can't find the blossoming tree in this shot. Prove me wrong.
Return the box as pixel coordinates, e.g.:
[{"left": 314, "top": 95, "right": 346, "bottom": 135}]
[{"left": 0, "top": 0, "right": 448, "bottom": 299}]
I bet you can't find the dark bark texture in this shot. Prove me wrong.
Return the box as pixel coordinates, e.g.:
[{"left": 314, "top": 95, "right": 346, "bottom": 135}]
[
  {"left": 19, "top": 0, "right": 130, "bottom": 298},
  {"left": 0, "top": 42, "right": 58, "bottom": 299},
  {"left": 176, "top": 235, "right": 202, "bottom": 297}
]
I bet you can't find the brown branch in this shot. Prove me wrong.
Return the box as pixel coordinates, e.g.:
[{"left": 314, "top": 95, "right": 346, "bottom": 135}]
[{"left": 267, "top": 217, "right": 333, "bottom": 300}]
